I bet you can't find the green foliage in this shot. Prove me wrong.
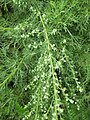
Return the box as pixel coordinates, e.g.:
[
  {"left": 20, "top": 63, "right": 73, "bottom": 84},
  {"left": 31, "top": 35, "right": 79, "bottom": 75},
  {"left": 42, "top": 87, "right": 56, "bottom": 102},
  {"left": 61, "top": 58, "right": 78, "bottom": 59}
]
[{"left": 0, "top": 0, "right": 90, "bottom": 120}]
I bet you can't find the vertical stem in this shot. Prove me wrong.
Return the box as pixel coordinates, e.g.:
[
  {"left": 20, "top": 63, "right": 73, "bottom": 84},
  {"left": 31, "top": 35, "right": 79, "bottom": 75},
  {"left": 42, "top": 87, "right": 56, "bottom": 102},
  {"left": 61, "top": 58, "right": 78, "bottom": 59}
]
[{"left": 38, "top": 11, "right": 58, "bottom": 120}]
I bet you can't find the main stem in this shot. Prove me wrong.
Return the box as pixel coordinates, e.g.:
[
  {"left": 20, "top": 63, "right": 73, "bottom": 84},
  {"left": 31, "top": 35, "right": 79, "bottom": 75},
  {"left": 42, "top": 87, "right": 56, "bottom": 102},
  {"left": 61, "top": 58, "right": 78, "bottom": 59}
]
[{"left": 39, "top": 11, "right": 58, "bottom": 120}]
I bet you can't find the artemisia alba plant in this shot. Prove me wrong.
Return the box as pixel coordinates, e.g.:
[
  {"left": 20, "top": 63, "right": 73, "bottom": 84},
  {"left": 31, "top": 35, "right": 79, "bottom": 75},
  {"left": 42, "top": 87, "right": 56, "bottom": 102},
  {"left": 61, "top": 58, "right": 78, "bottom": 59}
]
[
  {"left": 0, "top": 0, "right": 89, "bottom": 120},
  {"left": 22, "top": 8, "right": 83, "bottom": 120}
]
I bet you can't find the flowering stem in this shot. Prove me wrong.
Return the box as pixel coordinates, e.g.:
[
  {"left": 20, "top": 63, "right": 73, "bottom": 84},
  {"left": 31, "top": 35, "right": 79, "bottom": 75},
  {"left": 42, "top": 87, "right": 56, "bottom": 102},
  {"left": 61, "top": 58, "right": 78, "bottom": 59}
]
[{"left": 38, "top": 11, "right": 58, "bottom": 120}]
